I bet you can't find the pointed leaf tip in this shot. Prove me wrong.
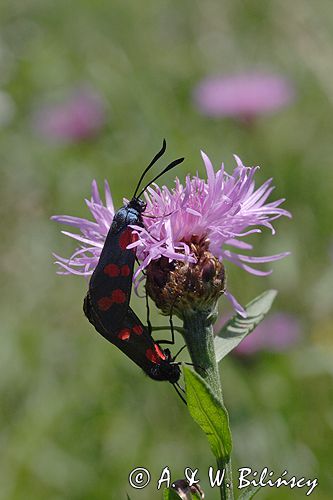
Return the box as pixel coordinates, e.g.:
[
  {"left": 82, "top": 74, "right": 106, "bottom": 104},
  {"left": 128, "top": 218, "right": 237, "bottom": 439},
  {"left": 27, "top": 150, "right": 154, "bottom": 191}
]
[{"left": 215, "top": 290, "right": 277, "bottom": 362}]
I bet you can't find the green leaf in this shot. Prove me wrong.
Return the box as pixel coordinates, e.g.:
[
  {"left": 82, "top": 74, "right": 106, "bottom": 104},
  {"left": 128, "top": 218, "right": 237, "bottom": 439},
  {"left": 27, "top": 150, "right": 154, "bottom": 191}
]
[
  {"left": 214, "top": 290, "right": 277, "bottom": 363},
  {"left": 163, "top": 488, "right": 182, "bottom": 500},
  {"left": 184, "top": 367, "right": 232, "bottom": 460},
  {"left": 126, "top": 495, "right": 132, "bottom": 500},
  {"left": 238, "top": 484, "right": 262, "bottom": 499}
]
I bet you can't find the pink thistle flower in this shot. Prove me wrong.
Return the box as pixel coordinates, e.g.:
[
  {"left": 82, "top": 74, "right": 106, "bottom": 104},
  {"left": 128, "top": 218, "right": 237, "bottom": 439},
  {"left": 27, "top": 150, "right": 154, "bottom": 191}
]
[
  {"left": 193, "top": 72, "right": 295, "bottom": 122},
  {"left": 234, "top": 313, "right": 301, "bottom": 355},
  {"left": 32, "top": 86, "right": 106, "bottom": 143},
  {"left": 52, "top": 180, "right": 115, "bottom": 276},
  {"left": 130, "top": 153, "right": 291, "bottom": 315},
  {"left": 52, "top": 152, "right": 291, "bottom": 316}
]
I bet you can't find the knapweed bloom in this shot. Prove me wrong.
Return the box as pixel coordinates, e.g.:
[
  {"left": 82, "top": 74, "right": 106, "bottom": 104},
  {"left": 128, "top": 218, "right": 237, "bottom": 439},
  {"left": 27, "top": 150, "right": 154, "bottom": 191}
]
[
  {"left": 32, "top": 86, "right": 106, "bottom": 143},
  {"left": 234, "top": 313, "right": 301, "bottom": 355},
  {"left": 52, "top": 152, "right": 291, "bottom": 318},
  {"left": 193, "top": 72, "right": 295, "bottom": 122}
]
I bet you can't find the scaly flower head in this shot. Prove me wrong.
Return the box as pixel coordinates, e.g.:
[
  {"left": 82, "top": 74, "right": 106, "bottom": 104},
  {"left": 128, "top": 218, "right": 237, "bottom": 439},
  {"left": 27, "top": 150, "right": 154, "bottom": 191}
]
[{"left": 52, "top": 152, "right": 291, "bottom": 317}]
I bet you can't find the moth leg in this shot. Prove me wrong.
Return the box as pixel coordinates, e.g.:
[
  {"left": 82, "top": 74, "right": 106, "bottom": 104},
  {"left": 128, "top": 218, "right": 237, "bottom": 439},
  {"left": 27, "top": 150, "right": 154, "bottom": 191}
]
[
  {"left": 173, "top": 383, "right": 187, "bottom": 405},
  {"left": 144, "top": 285, "right": 152, "bottom": 335},
  {"left": 155, "top": 296, "right": 179, "bottom": 345},
  {"left": 172, "top": 344, "right": 187, "bottom": 360}
]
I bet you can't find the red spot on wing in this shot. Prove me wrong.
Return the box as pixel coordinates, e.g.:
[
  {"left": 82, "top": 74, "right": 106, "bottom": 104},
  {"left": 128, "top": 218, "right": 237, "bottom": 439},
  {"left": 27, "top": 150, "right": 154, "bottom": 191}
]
[
  {"left": 97, "top": 296, "right": 113, "bottom": 311},
  {"left": 146, "top": 345, "right": 166, "bottom": 364},
  {"left": 119, "top": 228, "right": 134, "bottom": 250},
  {"left": 118, "top": 328, "right": 131, "bottom": 341},
  {"left": 104, "top": 263, "right": 120, "bottom": 277},
  {"left": 111, "top": 289, "right": 126, "bottom": 304},
  {"left": 97, "top": 290, "right": 126, "bottom": 310},
  {"left": 132, "top": 324, "right": 143, "bottom": 335},
  {"left": 155, "top": 344, "right": 166, "bottom": 360},
  {"left": 120, "top": 264, "right": 130, "bottom": 276}
]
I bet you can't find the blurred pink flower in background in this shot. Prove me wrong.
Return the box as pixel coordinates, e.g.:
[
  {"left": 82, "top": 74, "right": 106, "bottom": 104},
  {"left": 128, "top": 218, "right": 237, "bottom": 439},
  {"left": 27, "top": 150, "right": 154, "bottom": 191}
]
[
  {"left": 234, "top": 313, "right": 301, "bottom": 356},
  {"left": 32, "top": 86, "right": 107, "bottom": 143},
  {"left": 193, "top": 72, "right": 295, "bottom": 122}
]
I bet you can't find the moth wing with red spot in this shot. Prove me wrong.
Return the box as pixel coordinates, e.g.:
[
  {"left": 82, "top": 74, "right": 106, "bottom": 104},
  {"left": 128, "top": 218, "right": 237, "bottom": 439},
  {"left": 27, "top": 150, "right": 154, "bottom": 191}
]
[
  {"left": 113, "top": 308, "right": 168, "bottom": 376},
  {"left": 84, "top": 293, "right": 166, "bottom": 376},
  {"left": 87, "top": 225, "right": 138, "bottom": 333}
]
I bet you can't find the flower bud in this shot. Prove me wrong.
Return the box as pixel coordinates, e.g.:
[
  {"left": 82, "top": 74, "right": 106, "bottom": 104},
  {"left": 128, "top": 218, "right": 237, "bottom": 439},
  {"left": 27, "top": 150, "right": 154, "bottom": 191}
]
[{"left": 171, "top": 479, "right": 205, "bottom": 499}]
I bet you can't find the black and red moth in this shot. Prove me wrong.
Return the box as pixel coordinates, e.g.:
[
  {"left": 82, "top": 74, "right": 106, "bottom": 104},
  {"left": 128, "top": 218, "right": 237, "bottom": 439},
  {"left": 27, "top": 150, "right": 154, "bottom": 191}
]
[
  {"left": 83, "top": 140, "right": 184, "bottom": 383},
  {"left": 84, "top": 298, "right": 181, "bottom": 383}
]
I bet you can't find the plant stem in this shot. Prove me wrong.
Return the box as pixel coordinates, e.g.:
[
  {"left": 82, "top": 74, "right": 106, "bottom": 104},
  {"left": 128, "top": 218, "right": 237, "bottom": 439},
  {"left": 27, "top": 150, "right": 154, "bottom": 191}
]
[{"left": 182, "top": 310, "right": 234, "bottom": 500}]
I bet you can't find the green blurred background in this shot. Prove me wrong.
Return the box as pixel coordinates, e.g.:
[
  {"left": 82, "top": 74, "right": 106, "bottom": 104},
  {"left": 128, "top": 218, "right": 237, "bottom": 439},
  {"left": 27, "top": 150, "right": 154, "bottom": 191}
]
[{"left": 0, "top": 1, "right": 332, "bottom": 499}]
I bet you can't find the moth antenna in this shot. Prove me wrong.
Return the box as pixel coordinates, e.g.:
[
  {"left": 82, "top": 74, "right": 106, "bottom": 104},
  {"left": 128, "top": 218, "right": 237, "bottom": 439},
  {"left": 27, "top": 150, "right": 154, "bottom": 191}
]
[
  {"left": 137, "top": 156, "right": 184, "bottom": 199},
  {"left": 133, "top": 139, "right": 167, "bottom": 199}
]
